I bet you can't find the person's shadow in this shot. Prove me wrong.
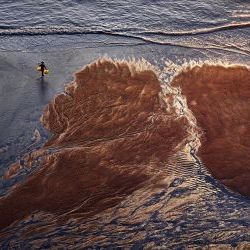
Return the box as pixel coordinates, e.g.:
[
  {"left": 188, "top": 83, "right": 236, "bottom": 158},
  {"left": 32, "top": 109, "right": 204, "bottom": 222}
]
[{"left": 37, "top": 77, "right": 49, "bottom": 104}]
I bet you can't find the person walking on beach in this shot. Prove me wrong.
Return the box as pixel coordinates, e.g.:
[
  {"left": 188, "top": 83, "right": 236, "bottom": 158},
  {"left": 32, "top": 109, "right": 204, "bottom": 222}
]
[{"left": 39, "top": 61, "right": 47, "bottom": 77}]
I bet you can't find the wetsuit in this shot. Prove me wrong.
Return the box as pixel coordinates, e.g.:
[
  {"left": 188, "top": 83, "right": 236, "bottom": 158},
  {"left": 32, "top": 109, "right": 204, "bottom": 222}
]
[{"left": 40, "top": 63, "right": 46, "bottom": 76}]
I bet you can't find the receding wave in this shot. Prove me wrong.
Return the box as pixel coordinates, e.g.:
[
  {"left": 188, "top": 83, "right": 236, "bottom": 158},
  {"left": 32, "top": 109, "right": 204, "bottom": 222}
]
[
  {"left": 0, "top": 26, "right": 119, "bottom": 36},
  {"left": 139, "top": 22, "right": 250, "bottom": 36},
  {"left": 0, "top": 22, "right": 249, "bottom": 37},
  {"left": 1, "top": 24, "right": 249, "bottom": 56}
]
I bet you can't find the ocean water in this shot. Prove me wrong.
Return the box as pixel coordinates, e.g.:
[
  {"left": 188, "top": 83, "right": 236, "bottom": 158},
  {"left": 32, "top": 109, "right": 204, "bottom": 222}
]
[
  {"left": 0, "top": 0, "right": 249, "bottom": 54},
  {"left": 0, "top": 0, "right": 249, "bottom": 249}
]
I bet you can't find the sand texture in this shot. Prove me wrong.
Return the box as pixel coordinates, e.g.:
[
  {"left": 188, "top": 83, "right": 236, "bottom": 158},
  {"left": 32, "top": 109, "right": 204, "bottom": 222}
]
[
  {"left": 172, "top": 64, "right": 250, "bottom": 197},
  {"left": 0, "top": 59, "right": 192, "bottom": 230}
]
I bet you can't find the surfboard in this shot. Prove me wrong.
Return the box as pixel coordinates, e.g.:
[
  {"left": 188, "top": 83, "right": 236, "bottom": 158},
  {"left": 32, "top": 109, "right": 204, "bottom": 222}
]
[{"left": 36, "top": 67, "right": 49, "bottom": 74}]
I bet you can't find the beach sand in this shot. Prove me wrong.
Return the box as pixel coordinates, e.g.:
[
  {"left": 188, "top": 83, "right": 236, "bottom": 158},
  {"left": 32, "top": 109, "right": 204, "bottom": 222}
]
[
  {"left": 172, "top": 64, "right": 250, "bottom": 197},
  {"left": 0, "top": 34, "right": 249, "bottom": 248}
]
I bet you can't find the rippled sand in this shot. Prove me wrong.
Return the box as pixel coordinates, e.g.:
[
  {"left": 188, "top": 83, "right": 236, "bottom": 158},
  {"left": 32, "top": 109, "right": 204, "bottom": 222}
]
[
  {"left": 0, "top": 58, "right": 195, "bottom": 230},
  {"left": 172, "top": 64, "right": 250, "bottom": 197},
  {"left": 0, "top": 59, "right": 249, "bottom": 248}
]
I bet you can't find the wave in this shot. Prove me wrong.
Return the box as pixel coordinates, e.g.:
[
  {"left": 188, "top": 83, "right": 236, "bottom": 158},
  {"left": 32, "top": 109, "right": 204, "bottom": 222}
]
[
  {"left": 138, "top": 22, "right": 250, "bottom": 36},
  {"left": 1, "top": 25, "right": 249, "bottom": 56},
  {"left": 0, "top": 26, "right": 118, "bottom": 36},
  {"left": 0, "top": 22, "right": 249, "bottom": 37}
]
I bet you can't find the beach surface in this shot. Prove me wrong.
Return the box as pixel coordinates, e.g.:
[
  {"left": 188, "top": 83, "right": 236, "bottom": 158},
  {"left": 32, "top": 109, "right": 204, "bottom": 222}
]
[
  {"left": 0, "top": 0, "right": 250, "bottom": 248},
  {"left": 0, "top": 56, "right": 249, "bottom": 249}
]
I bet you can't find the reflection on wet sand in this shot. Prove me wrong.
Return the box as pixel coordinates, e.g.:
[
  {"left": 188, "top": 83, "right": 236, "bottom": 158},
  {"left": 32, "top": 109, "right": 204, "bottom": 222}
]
[{"left": 37, "top": 77, "right": 49, "bottom": 102}]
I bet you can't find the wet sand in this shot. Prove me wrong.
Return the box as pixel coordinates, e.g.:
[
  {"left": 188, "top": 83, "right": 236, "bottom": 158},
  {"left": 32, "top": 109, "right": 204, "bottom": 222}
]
[
  {"left": 0, "top": 58, "right": 249, "bottom": 248},
  {"left": 172, "top": 64, "right": 250, "bottom": 197},
  {"left": 0, "top": 59, "right": 193, "bottom": 230}
]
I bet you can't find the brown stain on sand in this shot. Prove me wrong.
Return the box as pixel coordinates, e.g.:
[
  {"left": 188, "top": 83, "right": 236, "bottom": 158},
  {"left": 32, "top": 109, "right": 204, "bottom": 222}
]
[
  {"left": 0, "top": 59, "right": 190, "bottom": 230},
  {"left": 172, "top": 64, "right": 250, "bottom": 197},
  {"left": 1, "top": 60, "right": 249, "bottom": 232}
]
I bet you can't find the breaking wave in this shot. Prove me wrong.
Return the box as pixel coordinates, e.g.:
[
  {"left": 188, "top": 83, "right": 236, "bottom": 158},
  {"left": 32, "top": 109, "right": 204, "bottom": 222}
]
[
  {"left": 1, "top": 24, "right": 249, "bottom": 56},
  {"left": 0, "top": 22, "right": 249, "bottom": 37},
  {"left": 139, "top": 22, "right": 250, "bottom": 36}
]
